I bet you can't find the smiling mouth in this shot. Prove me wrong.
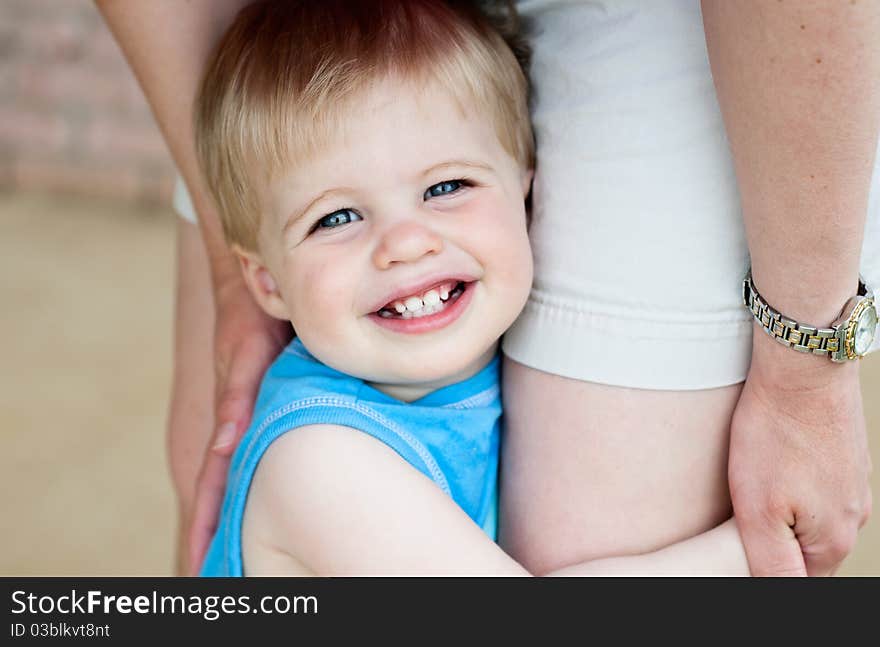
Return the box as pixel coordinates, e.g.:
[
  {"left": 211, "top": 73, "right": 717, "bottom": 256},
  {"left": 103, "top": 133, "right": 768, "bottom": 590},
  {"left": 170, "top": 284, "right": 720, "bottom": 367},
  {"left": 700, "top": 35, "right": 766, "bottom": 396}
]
[{"left": 376, "top": 281, "right": 467, "bottom": 319}]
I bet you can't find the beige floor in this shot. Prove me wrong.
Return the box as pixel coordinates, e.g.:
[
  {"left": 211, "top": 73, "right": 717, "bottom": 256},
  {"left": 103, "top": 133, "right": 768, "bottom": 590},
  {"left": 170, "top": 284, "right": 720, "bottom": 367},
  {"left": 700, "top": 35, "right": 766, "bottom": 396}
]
[
  {"left": 1, "top": 190, "right": 878, "bottom": 575},
  {"left": 1, "top": 191, "right": 175, "bottom": 575}
]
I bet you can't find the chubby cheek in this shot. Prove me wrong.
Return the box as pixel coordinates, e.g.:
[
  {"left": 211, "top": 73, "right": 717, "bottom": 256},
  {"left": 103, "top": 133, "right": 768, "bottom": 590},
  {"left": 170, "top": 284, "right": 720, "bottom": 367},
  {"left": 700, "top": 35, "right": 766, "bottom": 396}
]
[
  {"left": 495, "top": 231, "right": 534, "bottom": 318},
  {"left": 474, "top": 200, "right": 533, "bottom": 305},
  {"left": 282, "top": 254, "right": 355, "bottom": 351}
]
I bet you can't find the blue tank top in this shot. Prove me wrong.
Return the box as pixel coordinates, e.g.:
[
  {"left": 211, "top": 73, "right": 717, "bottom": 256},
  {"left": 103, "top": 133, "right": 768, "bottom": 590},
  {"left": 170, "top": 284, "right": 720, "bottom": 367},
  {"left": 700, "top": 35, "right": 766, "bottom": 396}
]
[{"left": 201, "top": 338, "right": 501, "bottom": 576}]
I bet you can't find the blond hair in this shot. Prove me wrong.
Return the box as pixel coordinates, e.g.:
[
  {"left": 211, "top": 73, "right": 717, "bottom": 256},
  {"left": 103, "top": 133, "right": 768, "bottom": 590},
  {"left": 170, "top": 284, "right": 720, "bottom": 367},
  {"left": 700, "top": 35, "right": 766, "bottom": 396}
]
[{"left": 194, "top": 0, "right": 533, "bottom": 250}]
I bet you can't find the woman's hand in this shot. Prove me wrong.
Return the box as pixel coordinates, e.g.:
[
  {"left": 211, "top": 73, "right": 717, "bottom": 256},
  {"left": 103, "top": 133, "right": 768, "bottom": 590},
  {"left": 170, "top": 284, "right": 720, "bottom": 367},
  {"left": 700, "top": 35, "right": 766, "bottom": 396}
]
[
  {"left": 729, "top": 329, "right": 872, "bottom": 576},
  {"left": 187, "top": 273, "right": 292, "bottom": 575}
]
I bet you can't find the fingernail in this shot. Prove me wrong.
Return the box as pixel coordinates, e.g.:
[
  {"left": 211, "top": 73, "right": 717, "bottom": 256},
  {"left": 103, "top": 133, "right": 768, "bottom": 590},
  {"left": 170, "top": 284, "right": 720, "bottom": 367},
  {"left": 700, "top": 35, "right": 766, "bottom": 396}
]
[{"left": 212, "top": 422, "right": 237, "bottom": 450}]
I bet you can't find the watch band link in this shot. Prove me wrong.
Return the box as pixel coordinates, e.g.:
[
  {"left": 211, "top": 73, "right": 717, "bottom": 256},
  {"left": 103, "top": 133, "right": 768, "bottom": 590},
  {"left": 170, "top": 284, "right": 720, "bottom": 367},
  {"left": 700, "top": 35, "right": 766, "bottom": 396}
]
[{"left": 742, "top": 274, "right": 840, "bottom": 357}]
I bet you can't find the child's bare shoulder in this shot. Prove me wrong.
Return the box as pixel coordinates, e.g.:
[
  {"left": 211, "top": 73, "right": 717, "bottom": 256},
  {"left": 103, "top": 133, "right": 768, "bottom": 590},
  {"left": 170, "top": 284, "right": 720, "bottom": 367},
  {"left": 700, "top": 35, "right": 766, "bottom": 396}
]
[
  {"left": 242, "top": 424, "right": 446, "bottom": 574},
  {"left": 254, "top": 423, "right": 425, "bottom": 492}
]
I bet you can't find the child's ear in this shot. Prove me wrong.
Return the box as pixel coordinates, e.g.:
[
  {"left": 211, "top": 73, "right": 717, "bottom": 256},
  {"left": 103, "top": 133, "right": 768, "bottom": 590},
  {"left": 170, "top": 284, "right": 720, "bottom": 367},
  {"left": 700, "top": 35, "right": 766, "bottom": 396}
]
[
  {"left": 521, "top": 168, "right": 535, "bottom": 198},
  {"left": 233, "top": 245, "right": 289, "bottom": 321}
]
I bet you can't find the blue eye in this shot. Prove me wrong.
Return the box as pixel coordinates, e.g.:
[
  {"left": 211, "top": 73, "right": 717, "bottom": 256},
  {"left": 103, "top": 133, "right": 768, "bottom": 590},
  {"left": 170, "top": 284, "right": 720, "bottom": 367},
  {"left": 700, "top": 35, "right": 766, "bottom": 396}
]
[
  {"left": 424, "top": 180, "right": 464, "bottom": 199},
  {"left": 314, "top": 208, "right": 362, "bottom": 231}
]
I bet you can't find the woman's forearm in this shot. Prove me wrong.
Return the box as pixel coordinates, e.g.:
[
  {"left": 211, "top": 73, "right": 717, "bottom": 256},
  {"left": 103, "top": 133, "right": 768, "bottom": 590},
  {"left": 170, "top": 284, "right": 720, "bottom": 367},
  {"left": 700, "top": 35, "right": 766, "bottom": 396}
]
[
  {"left": 702, "top": 0, "right": 880, "bottom": 327},
  {"left": 95, "top": 1, "right": 287, "bottom": 575},
  {"left": 95, "top": 0, "right": 253, "bottom": 287},
  {"left": 701, "top": 0, "right": 878, "bottom": 577}
]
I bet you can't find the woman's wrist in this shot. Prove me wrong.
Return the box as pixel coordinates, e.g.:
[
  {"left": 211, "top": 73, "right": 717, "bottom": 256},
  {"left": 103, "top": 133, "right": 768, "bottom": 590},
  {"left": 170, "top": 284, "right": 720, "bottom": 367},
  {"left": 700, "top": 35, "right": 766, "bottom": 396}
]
[
  {"left": 201, "top": 224, "right": 247, "bottom": 308},
  {"left": 748, "top": 320, "right": 860, "bottom": 389},
  {"left": 744, "top": 264, "right": 867, "bottom": 386},
  {"left": 747, "top": 262, "right": 863, "bottom": 329}
]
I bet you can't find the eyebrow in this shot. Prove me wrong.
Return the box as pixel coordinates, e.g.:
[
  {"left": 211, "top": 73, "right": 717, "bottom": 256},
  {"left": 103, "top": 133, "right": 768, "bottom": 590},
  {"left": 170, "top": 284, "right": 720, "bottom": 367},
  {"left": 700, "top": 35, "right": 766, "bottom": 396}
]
[
  {"left": 282, "top": 187, "right": 354, "bottom": 233},
  {"left": 421, "top": 159, "right": 495, "bottom": 178}
]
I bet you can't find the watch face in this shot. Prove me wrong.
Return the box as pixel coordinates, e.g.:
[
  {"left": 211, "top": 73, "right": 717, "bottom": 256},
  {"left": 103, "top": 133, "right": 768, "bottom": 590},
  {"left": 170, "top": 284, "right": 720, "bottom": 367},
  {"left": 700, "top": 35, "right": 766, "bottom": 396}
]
[{"left": 854, "top": 302, "right": 877, "bottom": 356}]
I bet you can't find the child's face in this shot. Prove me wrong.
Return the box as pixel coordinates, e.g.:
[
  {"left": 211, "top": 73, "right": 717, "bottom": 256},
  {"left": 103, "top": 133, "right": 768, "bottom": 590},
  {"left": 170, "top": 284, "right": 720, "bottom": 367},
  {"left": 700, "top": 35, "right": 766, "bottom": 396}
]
[{"left": 245, "top": 78, "right": 533, "bottom": 396}]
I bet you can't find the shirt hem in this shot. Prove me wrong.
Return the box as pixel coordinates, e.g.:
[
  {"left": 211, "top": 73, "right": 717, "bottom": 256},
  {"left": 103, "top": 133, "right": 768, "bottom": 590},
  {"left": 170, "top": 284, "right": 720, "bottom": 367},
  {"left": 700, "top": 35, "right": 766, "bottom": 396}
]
[{"left": 501, "top": 297, "right": 753, "bottom": 390}]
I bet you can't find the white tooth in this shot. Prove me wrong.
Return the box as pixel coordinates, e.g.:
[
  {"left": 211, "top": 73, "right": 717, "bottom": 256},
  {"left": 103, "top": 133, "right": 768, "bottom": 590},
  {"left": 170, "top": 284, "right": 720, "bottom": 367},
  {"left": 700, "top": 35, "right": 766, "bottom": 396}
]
[
  {"left": 440, "top": 287, "right": 450, "bottom": 300},
  {"left": 402, "top": 311, "right": 413, "bottom": 319},
  {"left": 405, "top": 296, "right": 424, "bottom": 312},
  {"left": 423, "top": 290, "right": 441, "bottom": 306},
  {"left": 394, "top": 302, "right": 407, "bottom": 314},
  {"left": 379, "top": 310, "right": 392, "bottom": 318}
]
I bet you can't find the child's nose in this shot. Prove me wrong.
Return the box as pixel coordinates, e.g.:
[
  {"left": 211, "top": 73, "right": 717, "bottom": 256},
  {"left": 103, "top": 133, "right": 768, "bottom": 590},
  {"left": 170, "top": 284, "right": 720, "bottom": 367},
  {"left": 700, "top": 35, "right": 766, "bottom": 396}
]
[{"left": 371, "top": 221, "right": 444, "bottom": 269}]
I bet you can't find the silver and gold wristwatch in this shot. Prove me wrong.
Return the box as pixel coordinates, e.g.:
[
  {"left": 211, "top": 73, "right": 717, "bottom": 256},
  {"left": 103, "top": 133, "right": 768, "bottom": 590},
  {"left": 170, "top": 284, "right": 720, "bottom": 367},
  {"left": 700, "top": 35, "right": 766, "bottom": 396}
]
[{"left": 743, "top": 270, "right": 878, "bottom": 362}]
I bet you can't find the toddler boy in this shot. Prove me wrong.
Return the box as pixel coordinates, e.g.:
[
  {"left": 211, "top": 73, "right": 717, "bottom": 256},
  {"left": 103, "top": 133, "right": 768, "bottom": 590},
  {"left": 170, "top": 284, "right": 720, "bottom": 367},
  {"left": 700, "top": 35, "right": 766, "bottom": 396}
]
[{"left": 197, "top": 0, "right": 746, "bottom": 576}]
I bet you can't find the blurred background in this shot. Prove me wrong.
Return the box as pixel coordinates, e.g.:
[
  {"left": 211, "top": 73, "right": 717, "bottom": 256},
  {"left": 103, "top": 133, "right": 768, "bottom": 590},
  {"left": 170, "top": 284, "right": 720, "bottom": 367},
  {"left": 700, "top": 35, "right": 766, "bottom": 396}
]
[
  {"left": 2, "top": 0, "right": 176, "bottom": 574},
  {"left": 1, "top": 0, "right": 878, "bottom": 575}
]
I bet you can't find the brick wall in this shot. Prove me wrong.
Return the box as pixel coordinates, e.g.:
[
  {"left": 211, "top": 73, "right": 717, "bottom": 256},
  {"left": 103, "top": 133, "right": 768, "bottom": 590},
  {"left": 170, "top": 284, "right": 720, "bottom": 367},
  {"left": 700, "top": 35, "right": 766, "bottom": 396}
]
[{"left": 0, "top": 0, "right": 176, "bottom": 206}]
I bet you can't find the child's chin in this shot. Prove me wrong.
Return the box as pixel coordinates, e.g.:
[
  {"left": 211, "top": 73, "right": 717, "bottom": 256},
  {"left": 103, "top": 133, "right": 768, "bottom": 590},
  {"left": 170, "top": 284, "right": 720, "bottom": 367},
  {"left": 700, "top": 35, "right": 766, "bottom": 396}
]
[
  {"left": 391, "top": 351, "right": 491, "bottom": 386},
  {"left": 392, "top": 362, "right": 464, "bottom": 384}
]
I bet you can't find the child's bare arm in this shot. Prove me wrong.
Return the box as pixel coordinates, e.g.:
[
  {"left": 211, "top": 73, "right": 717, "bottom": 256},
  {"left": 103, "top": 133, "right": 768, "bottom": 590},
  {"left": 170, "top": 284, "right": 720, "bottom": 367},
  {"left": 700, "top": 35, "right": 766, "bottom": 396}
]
[
  {"left": 245, "top": 425, "right": 749, "bottom": 576},
  {"left": 546, "top": 519, "right": 748, "bottom": 576},
  {"left": 244, "top": 424, "right": 529, "bottom": 576}
]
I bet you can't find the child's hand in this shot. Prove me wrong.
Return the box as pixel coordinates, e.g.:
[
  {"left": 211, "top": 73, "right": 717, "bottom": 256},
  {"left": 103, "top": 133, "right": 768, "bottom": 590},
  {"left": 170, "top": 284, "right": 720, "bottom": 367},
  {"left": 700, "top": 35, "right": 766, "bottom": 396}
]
[{"left": 187, "top": 276, "right": 291, "bottom": 575}]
